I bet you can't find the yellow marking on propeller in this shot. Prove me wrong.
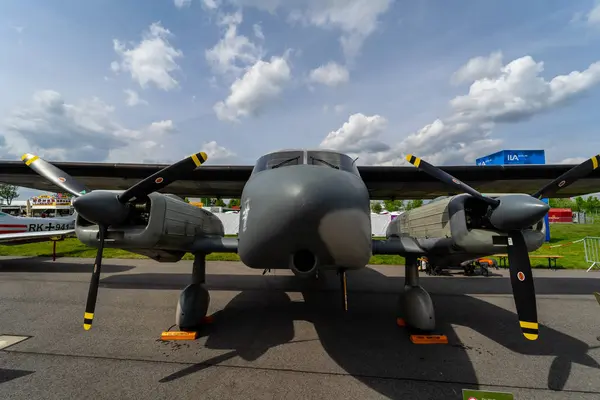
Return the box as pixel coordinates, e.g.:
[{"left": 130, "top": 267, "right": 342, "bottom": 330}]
[
  {"left": 191, "top": 152, "right": 208, "bottom": 167},
  {"left": 592, "top": 155, "right": 599, "bottom": 170},
  {"left": 405, "top": 154, "right": 421, "bottom": 167},
  {"left": 22, "top": 154, "right": 39, "bottom": 166},
  {"left": 519, "top": 321, "right": 538, "bottom": 330},
  {"left": 523, "top": 333, "right": 538, "bottom": 340},
  {"left": 84, "top": 312, "right": 94, "bottom": 330}
]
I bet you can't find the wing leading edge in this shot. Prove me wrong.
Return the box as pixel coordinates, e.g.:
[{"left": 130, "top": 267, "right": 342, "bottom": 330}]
[
  {"left": 1, "top": 160, "right": 600, "bottom": 199},
  {"left": 0, "top": 229, "right": 75, "bottom": 245}
]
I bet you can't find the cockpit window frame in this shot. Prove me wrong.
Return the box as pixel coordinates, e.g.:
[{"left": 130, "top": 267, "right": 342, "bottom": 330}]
[
  {"left": 251, "top": 150, "right": 360, "bottom": 177},
  {"left": 251, "top": 150, "right": 305, "bottom": 175},
  {"left": 307, "top": 150, "right": 360, "bottom": 176}
]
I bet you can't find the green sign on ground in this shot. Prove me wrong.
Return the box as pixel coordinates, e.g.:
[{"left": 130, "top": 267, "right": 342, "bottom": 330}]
[{"left": 462, "top": 389, "right": 514, "bottom": 400}]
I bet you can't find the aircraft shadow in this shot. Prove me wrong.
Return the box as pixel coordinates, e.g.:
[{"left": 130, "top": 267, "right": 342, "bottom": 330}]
[
  {"left": 0, "top": 257, "right": 136, "bottom": 273},
  {"left": 152, "top": 268, "right": 600, "bottom": 396},
  {"left": 100, "top": 272, "right": 600, "bottom": 296}
]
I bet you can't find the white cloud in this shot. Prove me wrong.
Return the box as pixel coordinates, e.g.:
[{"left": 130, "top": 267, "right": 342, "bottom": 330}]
[
  {"left": 318, "top": 55, "right": 600, "bottom": 166},
  {"left": 201, "top": 140, "right": 237, "bottom": 163},
  {"left": 253, "top": 23, "right": 265, "bottom": 40},
  {"left": 587, "top": 3, "right": 600, "bottom": 25},
  {"left": 174, "top": 0, "right": 192, "bottom": 8},
  {"left": 559, "top": 157, "right": 587, "bottom": 164},
  {"left": 1, "top": 90, "right": 178, "bottom": 163},
  {"left": 228, "top": 0, "right": 280, "bottom": 13},
  {"left": 203, "top": 0, "right": 221, "bottom": 9},
  {"left": 213, "top": 55, "right": 291, "bottom": 122},
  {"left": 124, "top": 89, "right": 148, "bottom": 106},
  {"left": 451, "top": 51, "right": 503, "bottom": 85},
  {"left": 224, "top": 0, "right": 392, "bottom": 61},
  {"left": 392, "top": 55, "right": 600, "bottom": 165},
  {"left": 112, "top": 22, "right": 183, "bottom": 91},
  {"left": 308, "top": 62, "right": 349, "bottom": 87},
  {"left": 290, "top": 0, "right": 393, "bottom": 61},
  {"left": 449, "top": 56, "right": 600, "bottom": 123},
  {"left": 108, "top": 119, "right": 179, "bottom": 163},
  {"left": 320, "top": 113, "right": 390, "bottom": 156},
  {"left": 205, "top": 11, "right": 263, "bottom": 77}
]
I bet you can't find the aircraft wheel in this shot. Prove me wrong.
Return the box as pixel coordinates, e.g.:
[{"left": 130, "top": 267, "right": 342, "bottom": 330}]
[{"left": 176, "top": 283, "right": 210, "bottom": 331}]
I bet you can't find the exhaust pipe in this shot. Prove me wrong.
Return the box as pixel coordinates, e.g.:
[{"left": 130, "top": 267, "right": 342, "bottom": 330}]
[{"left": 290, "top": 249, "right": 318, "bottom": 278}]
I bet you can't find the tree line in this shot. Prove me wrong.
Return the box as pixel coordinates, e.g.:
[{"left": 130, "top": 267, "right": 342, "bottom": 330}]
[
  {"left": 549, "top": 196, "right": 600, "bottom": 214},
  {"left": 370, "top": 200, "right": 424, "bottom": 214}
]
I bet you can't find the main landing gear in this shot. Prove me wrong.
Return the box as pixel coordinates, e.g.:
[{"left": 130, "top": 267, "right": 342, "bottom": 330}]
[
  {"left": 397, "top": 255, "right": 436, "bottom": 332},
  {"left": 176, "top": 253, "right": 211, "bottom": 331}
]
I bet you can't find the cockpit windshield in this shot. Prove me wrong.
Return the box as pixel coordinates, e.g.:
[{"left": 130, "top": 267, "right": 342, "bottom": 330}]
[
  {"left": 307, "top": 151, "right": 359, "bottom": 175},
  {"left": 251, "top": 150, "right": 360, "bottom": 176},
  {"left": 252, "top": 150, "right": 304, "bottom": 174}
]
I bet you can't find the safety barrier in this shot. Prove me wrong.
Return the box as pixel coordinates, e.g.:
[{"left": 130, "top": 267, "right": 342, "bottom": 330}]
[{"left": 585, "top": 237, "right": 600, "bottom": 272}]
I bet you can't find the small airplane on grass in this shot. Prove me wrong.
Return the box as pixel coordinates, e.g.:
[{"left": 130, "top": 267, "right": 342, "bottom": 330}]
[
  {"left": 8, "top": 150, "right": 600, "bottom": 342},
  {"left": 0, "top": 210, "right": 75, "bottom": 245}
]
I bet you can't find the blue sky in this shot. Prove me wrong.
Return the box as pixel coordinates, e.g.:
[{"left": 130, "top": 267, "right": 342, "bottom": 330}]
[{"left": 2, "top": 0, "right": 600, "bottom": 199}]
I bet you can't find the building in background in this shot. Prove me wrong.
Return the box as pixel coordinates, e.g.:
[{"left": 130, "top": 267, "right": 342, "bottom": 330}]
[{"left": 476, "top": 149, "right": 551, "bottom": 242}]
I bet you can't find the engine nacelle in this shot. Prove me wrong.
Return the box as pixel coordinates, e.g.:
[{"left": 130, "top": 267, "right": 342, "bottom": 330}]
[
  {"left": 385, "top": 194, "right": 546, "bottom": 264},
  {"left": 75, "top": 192, "right": 224, "bottom": 262}
]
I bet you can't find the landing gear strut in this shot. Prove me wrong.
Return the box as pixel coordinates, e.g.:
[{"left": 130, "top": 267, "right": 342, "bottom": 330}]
[
  {"left": 397, "top": 255, "right": 436, "bottom": 332},
  {"left": 176, "top": 253, "right": 211, "bottom": 331}
]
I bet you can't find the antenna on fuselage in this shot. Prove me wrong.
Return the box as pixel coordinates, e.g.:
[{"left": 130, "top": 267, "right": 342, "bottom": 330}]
[{"left": 352, "top": 156, "right": 359, "bottom": 165}]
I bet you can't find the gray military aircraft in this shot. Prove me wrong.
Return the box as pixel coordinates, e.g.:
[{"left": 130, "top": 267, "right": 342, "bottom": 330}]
[{"left": 9, "top": 150, "right": 600, "bottom": 342}]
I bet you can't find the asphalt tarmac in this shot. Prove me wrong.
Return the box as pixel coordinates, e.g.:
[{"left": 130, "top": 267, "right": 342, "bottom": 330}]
[{"left": 1, "top": 256, "right": 600, "bottom": 399}]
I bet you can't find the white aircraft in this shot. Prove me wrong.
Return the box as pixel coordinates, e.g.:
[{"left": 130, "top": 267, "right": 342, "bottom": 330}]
[{"left": 0, "top": 211, "right": 75, "bottom": 245}]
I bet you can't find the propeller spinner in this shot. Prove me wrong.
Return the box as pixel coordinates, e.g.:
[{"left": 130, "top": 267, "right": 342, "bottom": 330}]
[
  {"left": 405, "top": 153, "right": 599, "bottom": 341},
  {"left": 22, "top": 151, "right": 208, "bottom": 330}
]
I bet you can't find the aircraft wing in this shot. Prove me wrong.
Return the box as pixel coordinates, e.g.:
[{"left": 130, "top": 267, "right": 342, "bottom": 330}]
[
  {"left": 0, "top": 229, "right": 75, "bottom": 245},
  {"left": 1, "top": 160, "right": 600, "bottom": 199}
]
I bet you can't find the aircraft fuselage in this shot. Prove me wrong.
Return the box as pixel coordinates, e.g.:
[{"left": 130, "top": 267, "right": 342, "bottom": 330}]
[{"left": 237, "top": 149, "right": 372, "bottom": 276}]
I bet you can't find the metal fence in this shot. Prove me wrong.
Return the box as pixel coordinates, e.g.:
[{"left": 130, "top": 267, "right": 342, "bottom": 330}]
[{"left": 585, "top": 237, "right": 600, "bottom": 272}]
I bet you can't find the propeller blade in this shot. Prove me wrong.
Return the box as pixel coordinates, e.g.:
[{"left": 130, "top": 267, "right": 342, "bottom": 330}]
[
  {"left": 405, "top": 154, "right": 500, "bottom": 207},
  {"left": 506, "top": 230, "right": 538, "bottom": 340},
  {"left": 118, "top": 151, "right": 208, "bottom": 203},
  {"left": 21, "top": 153, "right": 90, "bottom": 197},
  {"left": 83, "top": 226, "right": 107, "bottom": 331},
  {"left": 531, "top": 154, "right": 600, "bottom": 199}
]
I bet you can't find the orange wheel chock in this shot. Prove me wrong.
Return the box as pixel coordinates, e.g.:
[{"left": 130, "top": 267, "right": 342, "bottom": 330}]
[{"left": 409, "top": 334, "right": 448, "bottom": 344}]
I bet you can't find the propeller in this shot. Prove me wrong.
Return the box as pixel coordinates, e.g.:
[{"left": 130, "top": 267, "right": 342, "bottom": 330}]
[
  {"left": 21, "top": 154, "right": 90, "bottom": 197},
  {"left": 531, "top": 154, "right": 599, "bottom": 199},
  {"left": 405, "top": 153, "right": 600, "bottom": 341},
  {"left": 22, "top": 151, "right": 208, "bottom": 330}
]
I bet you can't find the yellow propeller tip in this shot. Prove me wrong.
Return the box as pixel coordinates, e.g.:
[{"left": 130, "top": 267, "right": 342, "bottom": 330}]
[
  {"left": 523, "top": 333, "right": 538, "bottom": 341},
  {"left": 83, "top": 324, "right": 92, "bottom": 331},
  {"left": 21, "top": 153, "right": 34, "bottom": 161},
  {"left": 199, "top": 152, "right": 208, "bottom": 162},
  {"left": 405, "top": 154, "right": 412, "bottom": 161}
]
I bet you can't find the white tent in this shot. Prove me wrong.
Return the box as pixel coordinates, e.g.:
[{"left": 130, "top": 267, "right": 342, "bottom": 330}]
[{"left": 215, "top": 212, "right": 397, "bottom": 236}]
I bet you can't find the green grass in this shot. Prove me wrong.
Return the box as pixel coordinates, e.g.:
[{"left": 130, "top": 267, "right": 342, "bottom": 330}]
[
  {"left": 528, "top": 221, "right": 600, "bottom": 269},
  {"left": 0, "top": 222, "right": 598, "bottom": 268}
]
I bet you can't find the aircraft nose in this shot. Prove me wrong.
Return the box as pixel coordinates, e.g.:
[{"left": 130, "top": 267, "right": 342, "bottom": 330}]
[{"left": 238, "top": 165, "right": 372, "bottom": 271}]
